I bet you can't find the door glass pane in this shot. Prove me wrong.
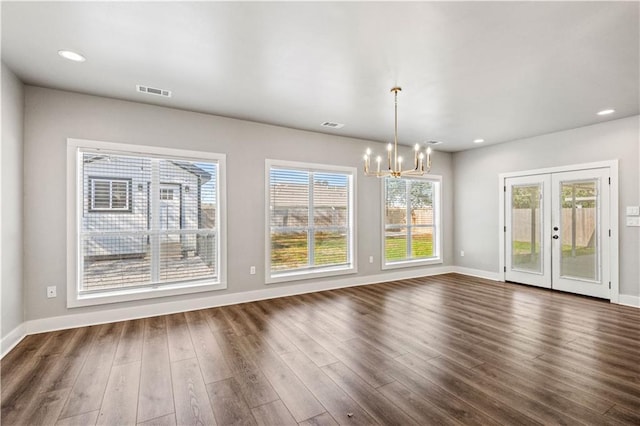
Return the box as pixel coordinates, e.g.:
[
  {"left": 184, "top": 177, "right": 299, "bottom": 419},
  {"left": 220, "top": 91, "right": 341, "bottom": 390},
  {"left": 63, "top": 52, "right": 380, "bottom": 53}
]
[
  {"left": 511, "top": 184, "right": 542, "bottom": 273},
  {"left": 559, "top": 179, "right": 599, "bottom": 281}
]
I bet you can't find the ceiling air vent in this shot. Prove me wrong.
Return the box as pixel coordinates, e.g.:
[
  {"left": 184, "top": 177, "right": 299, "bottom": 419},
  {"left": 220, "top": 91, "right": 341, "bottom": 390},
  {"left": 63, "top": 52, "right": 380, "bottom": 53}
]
[
  {"left": 136, "top": 85, "right": 172, "bottom": 98},
  {"left": 321, "top": 121, "right": 345, "bottom": 129}
]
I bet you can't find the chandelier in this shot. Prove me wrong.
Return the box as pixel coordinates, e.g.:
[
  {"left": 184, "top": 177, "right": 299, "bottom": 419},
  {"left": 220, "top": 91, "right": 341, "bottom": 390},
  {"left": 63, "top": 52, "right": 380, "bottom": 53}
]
[{"left": 363, "top": 87, "right": 432, "bottom": 177}]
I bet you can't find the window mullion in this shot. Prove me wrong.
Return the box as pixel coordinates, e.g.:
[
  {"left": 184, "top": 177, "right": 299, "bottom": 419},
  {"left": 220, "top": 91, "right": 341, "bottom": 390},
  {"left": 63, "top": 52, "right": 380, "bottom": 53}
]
[
  {"left": 150, "top": 158, "right": 161, "bottom": 282},
  {"left": 108, "top": 180, "right": 113, "bottom": 209},
  {"left": 308, "top": 172, "right": 314, "bottom": 267},
  {"left": 90, "top": 179, "right": 95, "bottom": 210},
  {"left": 406, "top": 180, "right": 412, "bottom": 259}
]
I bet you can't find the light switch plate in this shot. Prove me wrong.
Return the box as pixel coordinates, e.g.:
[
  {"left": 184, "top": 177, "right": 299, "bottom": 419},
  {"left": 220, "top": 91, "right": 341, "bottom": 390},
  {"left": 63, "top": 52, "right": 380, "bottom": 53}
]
[
  {"left": 626, "top": 217, "right": 640, "bottom": 227},
  {"left": 626, "top": 206, "right": 640, "bottom": 216}
]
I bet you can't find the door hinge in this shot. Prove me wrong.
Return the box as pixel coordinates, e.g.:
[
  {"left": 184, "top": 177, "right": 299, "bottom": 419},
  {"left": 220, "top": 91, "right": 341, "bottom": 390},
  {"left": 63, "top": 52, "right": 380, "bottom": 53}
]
[
  {"left": 609, "top": 282, "right": 611, "bottom": 289},
  {"left": 504, "top": 226, "right": 507, "bottom": 232},
  {"left": 504, "top": 185, "right": 506, "bottom": 192},
  {"left": 608, "top": 177, "right": 611, "bottom": 185},
  {"left": 609, "top": 229, "right": 611, "bottom": 237},
  {"left": 504, "top": 266, "right": 507, "bottom": 272}
]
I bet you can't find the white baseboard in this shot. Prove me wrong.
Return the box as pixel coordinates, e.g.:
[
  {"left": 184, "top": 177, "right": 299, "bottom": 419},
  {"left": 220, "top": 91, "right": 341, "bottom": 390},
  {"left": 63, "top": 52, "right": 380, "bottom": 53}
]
[
  {"left": 24, "top": 265, "right": 455, "bottom": 336},
  {"left": 4, "top": 266, "right": 636, "bottom": 359},
  {"left": 452, "top": 266, "right": 501, "bottom": 281},
  {"left": 1, "top": 323, "right": 26, "bottom": 358},
  {"left": 618, "top": 294, "right": 640, "bottom": 308},
  {"left": 453, "top": 267, "right": 639, "bottom": 308}
]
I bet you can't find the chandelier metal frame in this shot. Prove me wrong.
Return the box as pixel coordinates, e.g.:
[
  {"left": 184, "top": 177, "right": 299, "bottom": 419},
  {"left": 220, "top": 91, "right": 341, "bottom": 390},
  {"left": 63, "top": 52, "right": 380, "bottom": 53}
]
[{"left": 363, "top": 87, "right": 432, "bottom": 178}]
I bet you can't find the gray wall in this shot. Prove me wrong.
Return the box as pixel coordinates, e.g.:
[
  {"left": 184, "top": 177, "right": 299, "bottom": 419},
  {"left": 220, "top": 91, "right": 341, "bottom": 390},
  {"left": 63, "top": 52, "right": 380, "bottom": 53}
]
[
  {"left": 453, "top": 116, "right": 640, "bottom": 296},
  {"left": 23, "top": 86, "right": 454, "bottom": 321},
  {"left": 1, "top": 63, "right": 25, "bottom": 338}
]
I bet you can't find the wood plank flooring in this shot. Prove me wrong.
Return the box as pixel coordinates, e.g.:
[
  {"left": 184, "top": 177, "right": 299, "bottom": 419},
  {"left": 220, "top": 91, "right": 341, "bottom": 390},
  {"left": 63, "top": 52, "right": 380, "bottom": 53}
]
[{"left": 2, "top": 273, "right": 640, "bottom": 425}]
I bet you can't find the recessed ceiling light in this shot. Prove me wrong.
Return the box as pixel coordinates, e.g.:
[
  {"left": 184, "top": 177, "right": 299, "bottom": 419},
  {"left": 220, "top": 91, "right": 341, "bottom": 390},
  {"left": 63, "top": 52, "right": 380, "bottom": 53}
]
[
  {"left": 58, "top": 50, "right": 86, "bottom": 62},
  {"left": 473, "top": 139, "right": 485, "bottom": 144},
  {"left": 597, "top": 109, "right": 615, "bottom": 116}
]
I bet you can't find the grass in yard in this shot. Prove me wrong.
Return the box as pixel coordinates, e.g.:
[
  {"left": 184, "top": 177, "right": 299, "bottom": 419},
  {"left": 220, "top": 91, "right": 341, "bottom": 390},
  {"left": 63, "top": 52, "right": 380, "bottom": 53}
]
[
  {"left": 271, "top": 231, "right": 348, "bottom": 270},
  {"left": 512, "top": 240, "right": 540, "bottom": 255},
  {"left": 271, "top": 231, "right": 435, "bottom": 271},
  {"left": 385, "top": 233, "right": 433, "bottom": 261},
  {"left": 513, "top": 240, "right": 595, "bottom": 257}
]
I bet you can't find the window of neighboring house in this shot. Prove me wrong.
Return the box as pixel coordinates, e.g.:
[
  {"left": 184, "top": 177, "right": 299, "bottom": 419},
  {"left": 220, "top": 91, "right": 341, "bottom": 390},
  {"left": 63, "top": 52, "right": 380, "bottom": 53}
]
[
  {"left": 89, "top": 177, "right": 132, "bottom": 211},
  {"left": 160, "top": 188, "right": 174, "bottom": 200},
  {"left": 266, "top": 160, "right": 356, "bottom": 283},
  {"left": 68, "top": 139, "right": 226, "bottom": 307},
  {"left": 383, "top": 175, "right": 442, "bottom": 268}
]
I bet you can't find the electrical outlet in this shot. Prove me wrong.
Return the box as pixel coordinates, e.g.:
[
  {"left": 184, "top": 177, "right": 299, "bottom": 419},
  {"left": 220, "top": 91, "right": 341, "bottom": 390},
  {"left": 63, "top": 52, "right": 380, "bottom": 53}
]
[
  {"left": 47, "top": 286, "right": 57, "bottom": 298},
  {"left": 369, "top": 256, "right": 374, "bottom": 264},
  {"left": 626, "top": 217, "right": 640, "bottom": 227},
  {"left": 460, "top": 250, "right": 465, "bottom": 257},
  {"left": 250, "top": 266, "right": 256, "bottom": 275},
  {"left": 626, "top": 206, "right": 640, "bottom": 216}
]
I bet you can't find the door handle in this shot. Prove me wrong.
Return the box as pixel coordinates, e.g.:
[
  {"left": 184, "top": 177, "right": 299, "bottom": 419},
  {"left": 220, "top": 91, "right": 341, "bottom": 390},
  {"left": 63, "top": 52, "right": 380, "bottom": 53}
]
[
  {"left": 553, "top": 226, "right": 559, "bottom": 231},
  {"left": 552, "top": 235, "right": 559, "bottom": 239}
]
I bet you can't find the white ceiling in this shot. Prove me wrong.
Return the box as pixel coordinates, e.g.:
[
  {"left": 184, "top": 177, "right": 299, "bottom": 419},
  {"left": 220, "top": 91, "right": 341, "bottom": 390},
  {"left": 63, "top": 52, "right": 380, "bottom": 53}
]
[{"left": 2, "top": 2, "right": 638, "bottom": 152}]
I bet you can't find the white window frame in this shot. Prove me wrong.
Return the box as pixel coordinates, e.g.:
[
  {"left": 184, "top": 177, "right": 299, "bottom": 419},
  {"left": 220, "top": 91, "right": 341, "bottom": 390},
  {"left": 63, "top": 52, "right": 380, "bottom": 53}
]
[
  {"left": 265, "top": 159, "right": 357, "bottom": 284},
  {"left": 89, "top": 177, "right": 132, "bottom": 212},
  {"left": 67, "top": 138, "right": 227, "bottom": 308},
  {"left": 381, "top": 175, "right": 443, "bottom": 269}
]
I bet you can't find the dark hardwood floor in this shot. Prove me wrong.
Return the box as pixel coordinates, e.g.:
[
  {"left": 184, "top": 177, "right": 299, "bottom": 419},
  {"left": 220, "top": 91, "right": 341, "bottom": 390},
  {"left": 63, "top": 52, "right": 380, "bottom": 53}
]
[{"left": 2, "top": 273, "right": 640, "bottom": 425}]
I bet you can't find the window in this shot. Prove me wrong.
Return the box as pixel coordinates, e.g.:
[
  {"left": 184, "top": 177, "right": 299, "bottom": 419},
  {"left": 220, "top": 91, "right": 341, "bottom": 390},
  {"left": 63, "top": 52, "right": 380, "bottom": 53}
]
[
  {"left": 160, "top": 188, "right": 174, "bottom": 200},
  {"left": 68, "top": 139, "right": 226, "bottom": 307},
  {"left": 89, "top": 177, "right": 132, "bottom": 211},
  {"left": 266, "top": 160, "right": 356, "bottom": 283},
  {"left": 383, "top": 176, "right": 442, "bottom": 268}
]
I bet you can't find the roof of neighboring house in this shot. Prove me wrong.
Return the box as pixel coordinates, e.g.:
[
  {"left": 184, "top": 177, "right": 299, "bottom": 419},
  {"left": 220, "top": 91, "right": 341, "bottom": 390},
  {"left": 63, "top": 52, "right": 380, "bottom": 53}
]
[
  {"left": 170, "top": 161, "right": 211, "bottom": 184},
  {"left": 83, "top": 155, "right": 211, "bottom": 184},
  {"left": 271, "top": 183, "right": 348, "bottom": 207}
]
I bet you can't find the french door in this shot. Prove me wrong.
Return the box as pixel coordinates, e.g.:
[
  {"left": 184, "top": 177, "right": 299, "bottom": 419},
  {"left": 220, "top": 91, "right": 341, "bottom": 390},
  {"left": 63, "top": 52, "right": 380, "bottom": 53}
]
[{"left": 505, "top": 167, "right": 611, "bottom": 299}]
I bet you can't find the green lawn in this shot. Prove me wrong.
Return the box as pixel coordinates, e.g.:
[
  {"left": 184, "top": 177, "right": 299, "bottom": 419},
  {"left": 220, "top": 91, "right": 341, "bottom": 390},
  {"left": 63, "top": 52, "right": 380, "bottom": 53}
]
[
  {"left": 271, "top": 231, "right": 347, "bottom": 271},
  {"left": 385, "top": 234, "right": 433, "bottom": 261},
  {"left": 513, "top": 240, "right": 595, "bottom": 256},
  {"left": 512, "top": 240, "right": 540, "bottom": 255},
  {"left": 271, "top": 231, "right": 434, "bottom": 270}
]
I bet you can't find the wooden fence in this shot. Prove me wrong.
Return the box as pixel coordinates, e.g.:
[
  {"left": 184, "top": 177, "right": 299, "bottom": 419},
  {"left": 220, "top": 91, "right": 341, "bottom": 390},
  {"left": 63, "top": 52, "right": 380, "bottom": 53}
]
[{"left": 513, "top": 208, "right": 596, "bottom": 246}]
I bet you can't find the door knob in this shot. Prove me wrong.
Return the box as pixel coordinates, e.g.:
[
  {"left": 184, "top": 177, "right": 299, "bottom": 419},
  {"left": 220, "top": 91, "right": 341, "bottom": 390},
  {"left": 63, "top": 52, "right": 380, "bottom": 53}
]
[
  {"left": 553, "top": 226, "right": 559, "bottom": 231},
  {"left": 552, "top": 235, "right": 559, "bottom": 239}
]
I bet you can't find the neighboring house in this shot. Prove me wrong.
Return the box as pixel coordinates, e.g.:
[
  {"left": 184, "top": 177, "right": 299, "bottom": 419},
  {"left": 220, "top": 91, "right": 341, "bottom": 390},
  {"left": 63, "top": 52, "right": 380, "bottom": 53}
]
[
  {"left": 271, "top": 181, "right": 348, "bottom": 228},
  {"left": 82, "top": 154, "right": 212, "bottom": 259}
]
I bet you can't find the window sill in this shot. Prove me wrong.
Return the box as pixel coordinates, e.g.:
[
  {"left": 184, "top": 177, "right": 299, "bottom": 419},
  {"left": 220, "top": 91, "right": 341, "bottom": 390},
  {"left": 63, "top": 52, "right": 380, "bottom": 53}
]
[
  {"left": 266, "top": 265, "right": 357, "bottom": 285},
  {"left": 382, "top": 257, "right": 443, "bottom": 270},
  {"left": 67, "top": 279, "right": 227, "bottom": 308}
]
